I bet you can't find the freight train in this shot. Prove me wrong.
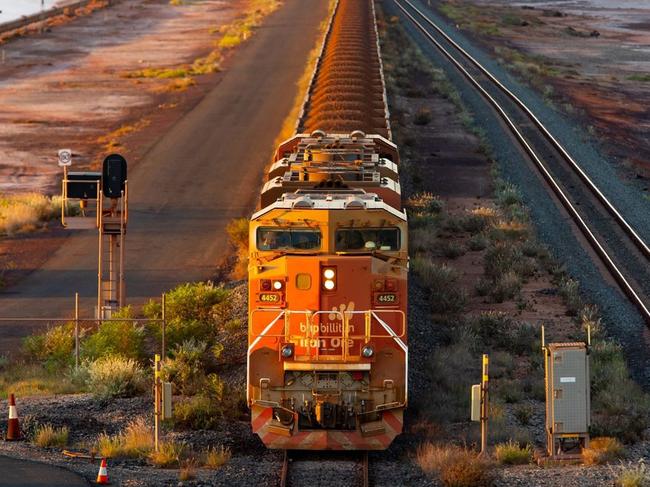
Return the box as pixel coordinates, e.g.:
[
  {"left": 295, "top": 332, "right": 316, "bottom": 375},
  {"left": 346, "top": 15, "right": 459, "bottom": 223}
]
[{"left": 246, "top": 0, "right": 407, "bottom": 450}]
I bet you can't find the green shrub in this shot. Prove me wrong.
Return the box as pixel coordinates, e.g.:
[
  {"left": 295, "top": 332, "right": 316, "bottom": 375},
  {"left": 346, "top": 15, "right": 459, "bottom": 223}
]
[
  {"left": 87, "top": 356, "right": 146, "bottom": 400},
  {"left": 440, "top": 241, "right": 466, "bottom": 259},
  {"left": 484, "top": 242, "right": 527, "bottom": 279},
  {"left": 147, "top": 282, "right": 231, "bottom": 349},
  {"left": 513, "top": 404, "right": 533, "bottom": 425},
  {"left": 590, "top": 341, "right": 650, "bottom": 442},
  {"left": 469, "top": 311, "right": 513, "bottom": 349},
  {"left": 495, "top": 440, "right": 532, "bottom": 465},
  {"left": 558, "top": 276, "right": 582, "bottom": 316},
  {"left": 495, "top": 182, "right": 522, "bottom": 207},
  {"left": 164, "top": 282, "right": 229, "bottom": 323},
  {"left": 173, "top": 395, "right": 224, "bottom": 430},
  {"left": 495, "top": 378, "right": 523, "bottom": 404},
  {"left": 23, "top": 323, "right": 75, "bottom": 371},
  {"left": 412, "top": 257, "right": 466, "bottom": 315},
  {"left": 422, "top": 342, "right": 475, "bottom": 422},
  {"left": 490, "top": 271, "right": 521, "bottom": 302},
  {"left": 410, "top": 226, "right": 438, "bottom": 254},
  {"left": 82, "top": 308, "right": 144, "bottom": 360},
  {"left": 161, "top": 339, "right": 209, "bottom": 395},
  {"left": 468, "top": 233, "right": 489, "bottom": 251}
]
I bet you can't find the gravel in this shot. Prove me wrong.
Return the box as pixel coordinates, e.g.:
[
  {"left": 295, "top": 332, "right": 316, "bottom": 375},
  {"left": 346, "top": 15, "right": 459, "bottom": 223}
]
[{"left": 383, "top": 0, "right": 650, "bottom": 385}]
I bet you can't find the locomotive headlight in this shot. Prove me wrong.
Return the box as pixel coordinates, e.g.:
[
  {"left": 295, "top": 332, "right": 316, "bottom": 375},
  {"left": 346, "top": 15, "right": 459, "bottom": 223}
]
[
  {"left": 361, "top": 345, "right": 374, "bottom": 358},
  {"left": 273, "top": 280, "right": 283, "bottom": 290},
  {"left": 281, "top": 344, "right": 294, "bottom": 358},
  {"left": 322, "top": 267, "right": 336, "bottom": 291}
]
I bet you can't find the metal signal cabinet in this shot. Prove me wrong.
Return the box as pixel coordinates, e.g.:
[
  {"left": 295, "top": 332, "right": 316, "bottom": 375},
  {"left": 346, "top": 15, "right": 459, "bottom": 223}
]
[{"left": 544, "top": 342, "right": 590, "bottom": 458}]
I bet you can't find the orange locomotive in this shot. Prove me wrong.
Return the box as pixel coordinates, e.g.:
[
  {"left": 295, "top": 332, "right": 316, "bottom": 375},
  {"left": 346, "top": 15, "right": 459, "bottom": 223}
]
[{"left": 247, "top": 130, "right": 408, "bottom": 450}]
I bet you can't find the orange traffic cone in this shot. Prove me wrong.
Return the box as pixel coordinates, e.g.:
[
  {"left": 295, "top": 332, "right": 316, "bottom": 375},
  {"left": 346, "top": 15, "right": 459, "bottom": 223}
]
[
  {"left": 6, "top": 393, "right": 20, "bottom": 441},
  {"left": 96, "top": 458, "right": 109, "bottom": 484}
]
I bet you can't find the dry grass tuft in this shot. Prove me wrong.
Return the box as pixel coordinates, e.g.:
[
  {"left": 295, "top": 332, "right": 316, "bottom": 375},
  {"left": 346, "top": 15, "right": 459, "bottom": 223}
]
[
  {"left": 494, "top": 440, "right": 532, "bottom": 465},
  {"left": 614, "top": 461, "right": 650, "bottom": 487},
  {"left": 204, "top": 445, "right": 232, "bottom": 469},
  {"left": 96, "top": 417, "right": 153, "bottom": 458},
  {"left": 149, "top": 440, "right": 186, "bottom": 468},
  {"left": 97, "top": 119, "right": 150, "bottom": 152},
  {"left": 0, "top": 193, "right": 60, "bottom": 235},
  {"left": 583, "top": 437, "right": 625, "bottom": 465},
  {"left": 33, "top": 424, "right": 69, "bottom": 447},
  {"left": 179, "top": 459, "right": 197, "bottom": 480},
  {"left": 417, "top": 443, "right": 495, "bottom": 487}
]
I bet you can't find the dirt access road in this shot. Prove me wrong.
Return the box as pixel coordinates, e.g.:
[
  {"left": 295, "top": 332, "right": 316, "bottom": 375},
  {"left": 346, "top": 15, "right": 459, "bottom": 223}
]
[{"left": 0, "top": 0, "right": 329, "bottom": 345}]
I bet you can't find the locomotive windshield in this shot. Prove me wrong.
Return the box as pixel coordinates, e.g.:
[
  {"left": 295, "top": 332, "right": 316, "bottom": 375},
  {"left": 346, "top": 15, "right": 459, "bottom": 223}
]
[
  {"left": 335, "top": 227, "right": 400, "bottom": 251},
  {"left": 257, "top": 227, "right": 321, "bottom": 251}
]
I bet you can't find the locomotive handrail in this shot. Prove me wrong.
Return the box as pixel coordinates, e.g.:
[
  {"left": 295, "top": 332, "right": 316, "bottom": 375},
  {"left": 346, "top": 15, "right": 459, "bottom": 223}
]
[{"left": 249, "top": 308, "right": 406, "bottom": 363}]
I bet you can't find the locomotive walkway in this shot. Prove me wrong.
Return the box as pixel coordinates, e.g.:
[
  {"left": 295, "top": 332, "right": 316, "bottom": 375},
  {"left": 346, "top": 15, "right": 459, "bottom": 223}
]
[{"left": 0, "top": 0, "right": 330, "bottom": 347}]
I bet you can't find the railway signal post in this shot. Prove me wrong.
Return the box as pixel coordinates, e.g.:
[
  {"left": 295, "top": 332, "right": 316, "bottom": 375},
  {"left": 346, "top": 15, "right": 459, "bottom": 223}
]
[
  {"left": 60, "top": 152, "right": 128, "bottom": 319},
  {"left": 97, "top": 154, "right": 128, "bottom": 319}
]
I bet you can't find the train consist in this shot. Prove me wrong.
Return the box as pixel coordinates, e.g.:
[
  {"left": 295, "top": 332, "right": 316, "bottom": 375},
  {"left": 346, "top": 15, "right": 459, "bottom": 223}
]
[{"left": 247, "top": 0, "right": 408, "bottom": 450}]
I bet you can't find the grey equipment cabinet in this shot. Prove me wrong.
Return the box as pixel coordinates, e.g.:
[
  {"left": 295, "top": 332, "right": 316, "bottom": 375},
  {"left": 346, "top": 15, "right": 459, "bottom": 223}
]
[{"left": 544, "top": 342, "right": 590, "bottom": 458}]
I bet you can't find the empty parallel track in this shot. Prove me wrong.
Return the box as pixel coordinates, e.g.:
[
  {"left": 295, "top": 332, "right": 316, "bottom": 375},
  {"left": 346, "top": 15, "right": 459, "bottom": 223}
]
[{"left": 393, "top": 0, "right": 650, "bottom": 324}]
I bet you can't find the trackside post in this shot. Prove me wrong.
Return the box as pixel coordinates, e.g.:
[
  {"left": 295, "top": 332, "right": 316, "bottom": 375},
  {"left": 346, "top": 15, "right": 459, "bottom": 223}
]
[
  {"left": 481, "top": 354, "right": 489, "bottom": 456},
  {"left": 154, "top": 354, "right": 161, "bottom": 452}
]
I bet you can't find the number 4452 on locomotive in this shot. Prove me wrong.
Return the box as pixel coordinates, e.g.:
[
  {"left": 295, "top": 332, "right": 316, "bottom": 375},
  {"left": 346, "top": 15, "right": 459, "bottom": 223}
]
[{"left": 246, "top": 130, "right": 408, "bottom": 450}]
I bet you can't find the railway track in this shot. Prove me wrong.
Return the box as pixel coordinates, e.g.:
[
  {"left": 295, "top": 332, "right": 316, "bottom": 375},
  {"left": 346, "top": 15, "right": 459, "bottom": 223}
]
[
  {"left": 280, "top": 451, "right": 369, "bottom": 487},
  {"left": 393, "top": 0, "right": 650, "bottom": 324}
]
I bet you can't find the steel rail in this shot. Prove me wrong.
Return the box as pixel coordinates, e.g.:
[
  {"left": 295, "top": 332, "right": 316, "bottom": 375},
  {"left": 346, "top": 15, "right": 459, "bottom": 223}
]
[
  {"left": 362, "top": 451, "right": 369, "bottom": 487},
  {"left": 397, "top": 0, "right": 650, "bottom": 261},
  {"left": 393, "top": 0, "right": 650, "bottom": 323},
  {"left": 280, "top": 450, "right": 289, "bottom": 487},
  {"left": 280, "top": 451, "right": 369, "bottom": 487}
]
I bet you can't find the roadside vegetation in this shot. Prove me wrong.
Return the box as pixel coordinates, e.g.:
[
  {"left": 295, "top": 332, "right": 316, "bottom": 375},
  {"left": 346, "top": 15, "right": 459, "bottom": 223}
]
[
  {"left": 124, "top": 0, "right": 281, "bottom": 93},
  {"left": 1, "top": 278, "right": 245, "bottom": 471},
  {"left": 0, "top": 193, "right": 60, "bottom": 235},
  {"left": 378, "top": 7, "right": 650, "bottom": 484}
]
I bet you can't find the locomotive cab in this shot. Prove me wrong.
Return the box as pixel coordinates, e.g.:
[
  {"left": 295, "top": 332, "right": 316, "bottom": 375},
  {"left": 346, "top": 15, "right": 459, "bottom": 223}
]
[{"left": 247, "top": 194, "right": 408, "bottom": 450}]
